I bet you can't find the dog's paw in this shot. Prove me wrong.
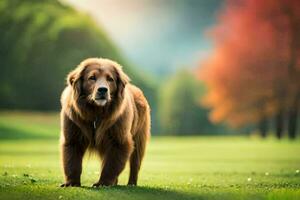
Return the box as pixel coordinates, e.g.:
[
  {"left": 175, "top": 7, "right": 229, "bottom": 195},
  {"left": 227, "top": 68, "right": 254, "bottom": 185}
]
[
  {"left": 92, "top": 180, "right": 116, "bottom": 187},
  {"left": 127, "top": 182, "right": 137, "bottom": 186},
  {"left": 60, "top": 182, "right": 81, "bottom": 187},
  {"left": 92, "top": 182, "right": 102, "bottom": 188}
]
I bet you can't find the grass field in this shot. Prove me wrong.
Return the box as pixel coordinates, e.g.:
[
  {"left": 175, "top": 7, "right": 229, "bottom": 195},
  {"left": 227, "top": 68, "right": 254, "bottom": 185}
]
[{"left": 0, "top": 112, "right": 300, "bottom": 200}]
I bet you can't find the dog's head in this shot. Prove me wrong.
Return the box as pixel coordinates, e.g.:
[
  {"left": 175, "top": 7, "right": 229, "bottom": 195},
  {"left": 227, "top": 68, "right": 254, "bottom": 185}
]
[{"left": 67, "top": 58, "right": 130, "bottom": 107}]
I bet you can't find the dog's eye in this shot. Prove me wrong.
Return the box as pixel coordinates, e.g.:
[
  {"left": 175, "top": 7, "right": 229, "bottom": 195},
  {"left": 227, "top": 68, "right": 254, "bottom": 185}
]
[
  {"left": 107, "top": 76, "right": 114, "bottom": 82},
  {"left": 88, "top": 75, "right": 96, "bottom": 81}
]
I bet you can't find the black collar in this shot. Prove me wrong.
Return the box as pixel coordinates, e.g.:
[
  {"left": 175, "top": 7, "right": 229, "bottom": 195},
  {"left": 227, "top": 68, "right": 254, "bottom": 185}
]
[{"left": 92, "top": 116, "right": 100, "bottom": 132}]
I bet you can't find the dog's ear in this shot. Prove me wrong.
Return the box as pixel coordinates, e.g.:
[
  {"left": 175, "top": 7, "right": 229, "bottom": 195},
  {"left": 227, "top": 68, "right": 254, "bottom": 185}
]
[
  {"left": 67, "top": 70, "right": 77, "bottom": 86},
  {"left": 114, "top": 64, "right": 130, "bottom": 98},
  {"left": 67, "top": 66, "right": 85, "bottom": 98}
]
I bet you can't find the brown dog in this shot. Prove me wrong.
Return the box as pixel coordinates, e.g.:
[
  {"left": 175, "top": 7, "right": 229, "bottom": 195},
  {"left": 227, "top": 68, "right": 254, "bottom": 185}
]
[{"left": 60, "top": 58, "right": 150, "bottom": 187}]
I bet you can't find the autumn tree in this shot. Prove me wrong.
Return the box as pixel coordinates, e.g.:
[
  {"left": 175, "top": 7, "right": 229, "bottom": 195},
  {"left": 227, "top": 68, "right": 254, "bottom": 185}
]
[{"left": 199, "top": 0, "right": 300, "bottom": 138}]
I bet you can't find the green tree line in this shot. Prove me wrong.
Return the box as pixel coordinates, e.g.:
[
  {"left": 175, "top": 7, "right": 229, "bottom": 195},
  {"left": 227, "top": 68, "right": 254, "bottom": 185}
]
[
  {"left": 158, "top": 70, "right": 227, "bottom": 135},
  {"left": 0, "top": 0, "right": 155, "bottom": 110}
]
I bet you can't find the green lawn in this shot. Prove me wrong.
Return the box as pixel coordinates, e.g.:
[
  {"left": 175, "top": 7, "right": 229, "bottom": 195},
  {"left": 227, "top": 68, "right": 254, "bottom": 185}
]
[{"left": 0, "top": 112, "right": 300, "bottom": 200}]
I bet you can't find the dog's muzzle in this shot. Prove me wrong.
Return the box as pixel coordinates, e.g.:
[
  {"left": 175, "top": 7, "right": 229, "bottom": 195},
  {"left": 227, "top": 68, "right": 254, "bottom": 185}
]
[{"left": 94, "top": 87, "right": 109, "bottom": 106}]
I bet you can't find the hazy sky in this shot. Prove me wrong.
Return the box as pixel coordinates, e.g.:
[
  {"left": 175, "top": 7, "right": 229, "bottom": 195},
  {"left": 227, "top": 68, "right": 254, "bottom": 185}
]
[{"left": 63, "top": 0, "right": 223, "bottom": 77}]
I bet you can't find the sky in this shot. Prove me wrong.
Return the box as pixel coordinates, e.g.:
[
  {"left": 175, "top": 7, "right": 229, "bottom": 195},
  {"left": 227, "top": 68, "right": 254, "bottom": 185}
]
[{"left": 63, "top": 0, "right": 224, "bottom": 78}]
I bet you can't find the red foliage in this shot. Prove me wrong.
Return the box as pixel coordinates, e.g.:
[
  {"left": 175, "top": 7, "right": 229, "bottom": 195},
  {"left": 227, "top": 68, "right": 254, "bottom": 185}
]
[{"left": 200, "top": 0, "right": 300, "bottom": 128}]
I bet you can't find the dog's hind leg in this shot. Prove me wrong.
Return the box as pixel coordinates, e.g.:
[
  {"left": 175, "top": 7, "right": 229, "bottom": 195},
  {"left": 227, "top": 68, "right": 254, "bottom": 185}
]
[{"left": 128, "top": 120, "right": 149, "bottom": 186}]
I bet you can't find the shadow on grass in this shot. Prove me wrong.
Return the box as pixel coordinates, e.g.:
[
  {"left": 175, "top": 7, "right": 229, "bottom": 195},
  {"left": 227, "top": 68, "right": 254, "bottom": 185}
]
[
  {"left": 0, "top": 184, "right": 234, "bottom": 200},
  {"left": 80, "top": 185, "right": 203, "bottom": 200},
  {"left": 0, "top": 184, "right": 208, "bottom": 200}
]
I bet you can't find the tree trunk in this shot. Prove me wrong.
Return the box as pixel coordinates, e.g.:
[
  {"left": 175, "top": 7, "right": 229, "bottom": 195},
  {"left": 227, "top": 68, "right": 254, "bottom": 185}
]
[
  {"left": 258, "top": 117, "right": 268, "bottom": 138},
  {"left": 288, "top": 94, "right": 299, "bottom": 139},
  {"left": 275, "top": 109, "right": 284, "bottom": 139}
]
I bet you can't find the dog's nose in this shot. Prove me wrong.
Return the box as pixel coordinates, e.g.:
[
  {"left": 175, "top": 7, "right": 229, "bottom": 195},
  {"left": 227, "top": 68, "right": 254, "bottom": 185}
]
[{"left": 97, "top": 87, "right": 108, "bottom": 95}]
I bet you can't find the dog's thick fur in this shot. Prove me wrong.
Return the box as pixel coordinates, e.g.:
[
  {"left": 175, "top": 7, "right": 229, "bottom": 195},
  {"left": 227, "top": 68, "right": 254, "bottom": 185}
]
[{"left": 60, "top": 58, "right": 150, "bottom": 187}]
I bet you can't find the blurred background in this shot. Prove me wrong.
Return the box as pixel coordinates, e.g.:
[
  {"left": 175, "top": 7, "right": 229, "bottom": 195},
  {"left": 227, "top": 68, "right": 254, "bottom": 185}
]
[{"left": 0, "top": 0, "right": 299, "bottom": 138}]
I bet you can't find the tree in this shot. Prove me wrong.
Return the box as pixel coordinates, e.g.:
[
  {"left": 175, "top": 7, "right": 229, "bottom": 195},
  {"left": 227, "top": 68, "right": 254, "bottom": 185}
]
[
  {"left": 199, "top": 0, "right": 300, "bottom": 138},
  {"left": 0, "top": 0, "right": 155, "bottom": 113},
  {"left": 158, "top": 70, "right": 226, "bottom": 135}
]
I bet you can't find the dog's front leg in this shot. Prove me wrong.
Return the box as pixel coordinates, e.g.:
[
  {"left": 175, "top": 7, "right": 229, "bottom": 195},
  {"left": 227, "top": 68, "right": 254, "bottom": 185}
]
[
  {"left": 61, "top": 142, "right": 87, "bottom": 187},
  {"left": 93, "top": 138, "right": 133, "bottom": 187},
  {"left": 60, "top": 115, "right": 88, "bottom": 187}
]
